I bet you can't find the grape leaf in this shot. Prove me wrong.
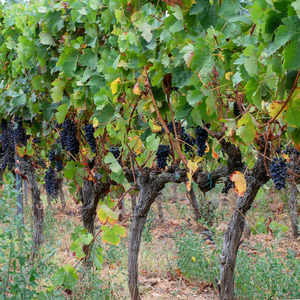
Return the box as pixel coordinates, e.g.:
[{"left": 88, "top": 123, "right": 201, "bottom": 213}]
[
  {"left": 51, "top": 78, "right": 66, "bottom": 103},
  {"left": 101, "top": 224, "right": 126, "bottom": 245},
  {"left": 236, "top": 113, "right": 256, "bottom": 145},
  {"left": 56, "top": 46, "right": 79, "bottom": 78},
  {"left": 97, "top": 204, "right": 118, "bottom": 224},
  {"left": 284, "top": 87, "right": 300, "bottom": 128},
  {"left": 230, "top": 171, "right": 247, "bottom": 197},
  {"left": 94, "top": 246, "right": 103, "bottom": 272},
  {"left": 55, "top": 104, "right": 68, "bottom": 124},
  {"left": 39, "top": 32, "right": 56, "bottom": 46}
]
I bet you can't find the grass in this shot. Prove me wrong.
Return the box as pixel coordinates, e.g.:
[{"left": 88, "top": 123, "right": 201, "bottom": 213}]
[{"left": 1, "top": 179, "right": 300, "bottom": 299}]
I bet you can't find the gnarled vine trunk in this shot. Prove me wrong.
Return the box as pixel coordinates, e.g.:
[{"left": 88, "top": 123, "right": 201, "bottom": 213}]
[
  {"left": 219, "top": 155, "right": 269, "bottom": 300},
  {"left": 19, "top": 157, "right": 44, "bottom": 260},
  {"left": 131, "top": 193, "right": 137, "bottom": 214},
  {"left": 289, "top": 181, "right": 299, "bottom": 239},
  {"left": 187, "top": 186, "right": 201, "bottom": 221},
  {"left": 79, "top": 176, "right": 111, "bottom": 266},
  {"left": 126, "top": 167, "right": 186, "bottom": 300}
]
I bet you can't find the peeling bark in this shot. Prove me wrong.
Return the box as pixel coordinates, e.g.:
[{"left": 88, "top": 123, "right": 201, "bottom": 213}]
[
  {"left": 131, "top": 194, "right": 137, "bottom": 214},
  {"left": 289, "top": 181, "right": 299, "bottom": 239},
  {"left": 126, "top": 166, "right": 187, "bottom": 300},
  {"left": 187, "top": 186, "right": 201, "bottom": 221},
  {"left": 79, "top": 177, "right": 111, "bottom": 266},
  {"left": 220, "top": 154, "right": 269, "bottom": 300},
  {"left": 19, "top": 157, "right": 44, "bottom": 260}
]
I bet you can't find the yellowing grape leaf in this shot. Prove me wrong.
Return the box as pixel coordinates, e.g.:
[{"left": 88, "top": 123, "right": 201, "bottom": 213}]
[
  {"left": 283, "top": 153, "right": 290, "bottom": 161},
  {"left": 152, "top": 124, "right": 162, "bottom": 132},
  {"left": 133, "top": 82, "right": 141, "bottom": 95},
  {"left": 186, "top": 160, "right": 198, "bottom": 191},
  {"left": 267, "top": 102, "right": 286, "bottom": 119},
  {"left": 93, "top": 117, "right": 99, "bottom": 128},
  {"left": 191, "top": 257, "right": 196, "bottom": 262},
  {"left": 97, "top": 204, "right": 118, "bottom": 224},
  {"left": 212, "top": 145, "right": 219, "bottom": 159},
  {"left": 102, "top": 224, "right": 126, "bottom": 245},
  {"left": 16, "top": 146, "right": 26, "bottom": 158},
  {"left": 111, "top": 78, "right": 121, "bottom": 95},
  {"left": 129, "top": 136, "right": 143, "bottom": 155},
  {"left": 230, "top": 171, "right": 247, "bottom": 197},
  {"left": 205, "top": 142, "right": 210, "bottom": 153},
  {"left": 225, "top": 72, "right": 233, "bottom": 80}
]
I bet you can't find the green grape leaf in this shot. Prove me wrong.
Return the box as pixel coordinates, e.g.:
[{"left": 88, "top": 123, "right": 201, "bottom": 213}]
[
  {"left": 236, "top": 113, "right": 257, "bottom": 145},
  {"left": 284, "top": 88, "right": 300, "bottom": 128},
  {"left": 291, "top": 128, "right": 300, "bottom": 150},
  {"left": 78, "top": 48, "right": 97, "bottom": 69},
  {"left": 94, "top": 246, "right": 103, "bottom": 272},
  {"left": 51, "top": 78, "right": 66, "bottom": 103},
  {"left": 243, "top": 45, "right": 258, "bottom": 77},
  {"left": 39, "top": 32, "right": 56, "bottom": 46},
  {"left": 55, "top": 104, "right": 68, "bottom": 124},
  {"left": 101, "top": 224, "right": 126, "bottom": 245},
  {"left": 64, "top": 161, "right": 76, "bottom": 179},
  {"left": 70, "top": 239, "right": 85, "bottom": 259},
  {"left": 11, "top": 94, "right": 26, "bottom": 106},
  {"left": 146, "top": 134, "right": 160, "bottom": 151},
  {"left": 138, "top": 23, "right": 153, "bottom": 43},
  {"left": 283, "top": 39, "right": 300, "bottom": 70},
  {"left": 56, "top": 46, "right": 79, "bottom": 78}
]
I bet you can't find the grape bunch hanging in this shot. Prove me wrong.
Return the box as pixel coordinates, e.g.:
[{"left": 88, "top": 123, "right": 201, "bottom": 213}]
[
  {"left": 233, "top": 102, "right": 241, "bottom": 117},
  {"left": 195, "top": 124, "right": 210, "bottom": 157},
  {"left": 61, "top": 119, "right": 80, "bottom": 155},
  {"left": 83, "top": 124, "right": 97, "bottom": 153},
  {"left": 222, "top": 176, "right": 235, "bottom": 194},
  {"left": 109, "top": 146, "right": 121, "bottom": 164},
  {"left": 49, "top": 149, "right": 64, "bottom": 171},
  {"left": 44, "top": 167, "right": 57, "bottom": 200},
  {"left": 14, "top": 116, "right": 27, "bottom": 146},
  {"left": 0, "top": 119, "right": 15, "bottom": 170},
  {"left": 270, "top": 157, "right": 287, "bottom": 190},
  {"left": 156, "top": 145, "right": 170, "bottom": 170}
]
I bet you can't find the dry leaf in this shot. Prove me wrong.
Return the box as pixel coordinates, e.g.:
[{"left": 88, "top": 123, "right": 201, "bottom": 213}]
[
  {"left": 133, "top": 82, "right": 141, "bottom": 95},
  {"left": 230, "top": 171, "right": 247, "bottom": 196}
]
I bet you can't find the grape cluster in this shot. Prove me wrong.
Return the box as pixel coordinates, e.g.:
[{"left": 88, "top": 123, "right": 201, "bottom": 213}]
[
  {"left": 62, "top": 119, "right": 80, "bottom": 155},
  {"left": 60, "top": 127, "right": 68, "bottom": 150},
  {"left": 14, "top": 116, "right": 27, "bottom": 146},
  {"left": 222, "top": 176, "right": 234, "bottom": 194},
  {"left": 182, "top": 132, "right": 195, "bottom": 154},
  {"left": 156, "top": 144, "right": 170, "bottom": 170},
  {"left": 195, "top": 124, "right": 210, "bottom": 157},
  {"left": 283, "top": 146, "right": 300, "bottom": 157},
  {"left": 233, "top": 102, "right": 241, "bottom": 117},
  {"left": 55, "top": 158, "right": 64, "bottom": 171},
  {"left": 270, "top": 157, "right": 287, "bottom": 190},
  {"left": 276, "top": 146, "right": 281, "bottom": 154},
  {"left": 36, "top": 156, "right": 46, "bottom": 169},
  {"left": 83, "top": 124, "right": 97, "bottom": 153},
  {"left": 49, "top": 149, "right": 55, "bottom": 162},
  {"left": 8, "top": 121, "right": 15, "bottom": 169},
  {"left": 44, "top": 167, "right": 56, "bottom": 199},
  {"left": 109, "top": 146, "right": 121, "bottom": 164}
]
